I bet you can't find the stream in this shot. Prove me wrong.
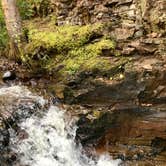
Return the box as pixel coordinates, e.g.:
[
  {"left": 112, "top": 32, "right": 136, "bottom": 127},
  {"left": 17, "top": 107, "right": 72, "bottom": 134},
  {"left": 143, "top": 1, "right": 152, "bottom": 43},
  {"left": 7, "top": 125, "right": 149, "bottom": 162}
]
[{"left": 0, "top": 85, "right": 121, "bottom": 166}]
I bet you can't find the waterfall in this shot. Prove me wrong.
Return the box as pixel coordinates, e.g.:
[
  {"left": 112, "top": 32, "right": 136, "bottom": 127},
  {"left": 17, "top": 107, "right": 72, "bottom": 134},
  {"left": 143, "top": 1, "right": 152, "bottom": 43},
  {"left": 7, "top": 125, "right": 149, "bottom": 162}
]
[{"left": 0, "top": 86, "right": 121, "bottom": 166}]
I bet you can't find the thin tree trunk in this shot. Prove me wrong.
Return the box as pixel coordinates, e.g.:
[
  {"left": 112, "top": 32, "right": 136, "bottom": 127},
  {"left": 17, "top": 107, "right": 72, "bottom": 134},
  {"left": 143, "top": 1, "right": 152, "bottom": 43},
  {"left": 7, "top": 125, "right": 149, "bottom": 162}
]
[{"left": 1, "top": 0, "right": 23, "bottom": 59}]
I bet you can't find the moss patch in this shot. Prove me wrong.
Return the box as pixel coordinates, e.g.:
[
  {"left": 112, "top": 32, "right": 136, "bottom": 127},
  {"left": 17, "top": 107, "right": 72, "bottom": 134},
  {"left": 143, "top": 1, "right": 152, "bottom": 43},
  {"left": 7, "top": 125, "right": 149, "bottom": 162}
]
[
  {"left": 0, "top": 6, "right": 8, "bottom": 50},
  {"left": 23, "top": 23, "right": 116, "bottom": 78}
]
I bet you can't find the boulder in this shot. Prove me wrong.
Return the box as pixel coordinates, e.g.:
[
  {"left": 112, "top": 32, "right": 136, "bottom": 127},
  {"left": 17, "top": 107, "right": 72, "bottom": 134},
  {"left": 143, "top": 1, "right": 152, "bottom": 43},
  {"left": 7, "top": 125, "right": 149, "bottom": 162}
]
[{"left": 2, "top": 71, "right": 16, "bottom": 81}]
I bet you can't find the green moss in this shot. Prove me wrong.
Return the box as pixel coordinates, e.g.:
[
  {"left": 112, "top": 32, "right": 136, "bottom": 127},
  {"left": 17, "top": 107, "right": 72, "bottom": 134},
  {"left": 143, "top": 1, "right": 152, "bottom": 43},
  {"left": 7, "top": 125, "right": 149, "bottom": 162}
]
[
  {"left": 28, "top": 23, "right": 104, "bottom": 51},
  {"left": 0, "top": 6, "right": 8, "bottom": 49},
  {"left": 61, "top": 39, "right": 114, "bottom": 74},
  {"left": 24, "top": 23, "right": 116, "bottom": 77}
]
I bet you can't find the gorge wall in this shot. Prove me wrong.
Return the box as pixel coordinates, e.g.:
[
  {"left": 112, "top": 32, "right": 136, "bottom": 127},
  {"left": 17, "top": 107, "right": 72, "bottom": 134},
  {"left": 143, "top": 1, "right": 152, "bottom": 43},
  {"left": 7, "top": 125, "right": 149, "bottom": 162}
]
[
  {"left": 48, "top": 1, "right": 166, "bottom": 165},
  {"left": 52, "top": 0, "right": 165, "bottom": 57}
]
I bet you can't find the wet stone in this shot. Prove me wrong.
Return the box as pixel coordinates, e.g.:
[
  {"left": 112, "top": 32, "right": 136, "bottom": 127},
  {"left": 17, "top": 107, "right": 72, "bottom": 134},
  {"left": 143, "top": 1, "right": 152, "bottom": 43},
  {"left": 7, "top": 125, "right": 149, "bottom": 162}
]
[{"left": 2, "top": 71, "right": 16, "bottom": 81}]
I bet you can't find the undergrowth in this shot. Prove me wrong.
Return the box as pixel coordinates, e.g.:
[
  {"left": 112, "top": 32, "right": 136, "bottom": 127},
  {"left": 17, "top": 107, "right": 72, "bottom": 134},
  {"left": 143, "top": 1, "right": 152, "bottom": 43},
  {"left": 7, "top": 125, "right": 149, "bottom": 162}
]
[
  {"left": 0, "top": 5, "right": 8, "bottom": 50},
  {"left": 0, "top": 0, "right": 52, "bottom": 53}
]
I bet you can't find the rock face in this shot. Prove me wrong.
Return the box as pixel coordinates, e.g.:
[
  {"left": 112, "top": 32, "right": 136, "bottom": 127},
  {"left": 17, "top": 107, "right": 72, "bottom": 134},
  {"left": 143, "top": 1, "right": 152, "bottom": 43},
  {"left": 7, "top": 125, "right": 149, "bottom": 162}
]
[
  {"left": 77, "top": 109, "right": 166, "bottom": 165},
  {"left": 43, "top": 1, "right": 166, "bottom": 164},
  {"left": 75, "top": 56, "right": 166, "bottom": 165},
  {"left": 52, "top": 0, "right": 165, "bottom": 30},
  {"left": 50, "top": 0, "right": 165, "bottom": 59}
]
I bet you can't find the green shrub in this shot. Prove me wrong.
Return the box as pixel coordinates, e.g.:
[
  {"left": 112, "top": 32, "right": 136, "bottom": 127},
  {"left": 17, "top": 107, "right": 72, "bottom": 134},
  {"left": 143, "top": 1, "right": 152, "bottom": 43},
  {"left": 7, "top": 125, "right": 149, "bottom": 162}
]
[
  {"left": 17, "top": 0, "right": 51, "bottom": 19},
  {"left": 0, "top": 0, "right": 51, "bottom": 50},
  {"left": 17, "top": 0, "right": 35, "bottom": 19}
]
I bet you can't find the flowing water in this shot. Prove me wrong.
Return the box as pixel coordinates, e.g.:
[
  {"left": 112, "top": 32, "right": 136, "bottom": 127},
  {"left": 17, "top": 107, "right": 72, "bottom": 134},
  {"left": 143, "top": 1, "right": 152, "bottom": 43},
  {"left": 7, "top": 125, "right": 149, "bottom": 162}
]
[{"left": 0, "top": 86, "right": 121, "bottom": 166}]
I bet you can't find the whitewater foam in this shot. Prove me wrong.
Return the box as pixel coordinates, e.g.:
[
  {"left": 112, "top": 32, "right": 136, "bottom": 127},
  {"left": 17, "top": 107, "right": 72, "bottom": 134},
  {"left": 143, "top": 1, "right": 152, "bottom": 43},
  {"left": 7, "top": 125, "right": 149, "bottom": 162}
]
[{"left": 3, "top": 86, "right": 121, "bottom": 166}]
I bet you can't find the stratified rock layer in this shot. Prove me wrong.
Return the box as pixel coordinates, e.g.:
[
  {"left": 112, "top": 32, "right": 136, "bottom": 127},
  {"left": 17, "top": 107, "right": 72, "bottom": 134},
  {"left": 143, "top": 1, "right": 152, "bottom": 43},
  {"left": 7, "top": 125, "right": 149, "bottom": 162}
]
[
  {"left": 52, "top": 0, "right": 165, "bottom": 57},
  {"left": 75, "top": 56, "right": 166, "bottom": 165}
]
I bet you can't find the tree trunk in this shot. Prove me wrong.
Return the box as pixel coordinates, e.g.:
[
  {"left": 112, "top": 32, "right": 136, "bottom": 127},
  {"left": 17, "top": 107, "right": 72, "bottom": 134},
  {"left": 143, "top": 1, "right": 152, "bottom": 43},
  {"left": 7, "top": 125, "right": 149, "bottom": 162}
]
[{"left": 1, "top": 0, "right": 23, "bottom": 59}]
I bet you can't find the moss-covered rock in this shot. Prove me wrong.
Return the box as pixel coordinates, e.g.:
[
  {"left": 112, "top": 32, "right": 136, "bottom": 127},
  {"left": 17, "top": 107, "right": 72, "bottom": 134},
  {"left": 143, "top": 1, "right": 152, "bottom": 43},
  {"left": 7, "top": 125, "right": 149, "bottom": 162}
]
[{"left": 23, "top": 23, "right": 116, "bottom": 79}]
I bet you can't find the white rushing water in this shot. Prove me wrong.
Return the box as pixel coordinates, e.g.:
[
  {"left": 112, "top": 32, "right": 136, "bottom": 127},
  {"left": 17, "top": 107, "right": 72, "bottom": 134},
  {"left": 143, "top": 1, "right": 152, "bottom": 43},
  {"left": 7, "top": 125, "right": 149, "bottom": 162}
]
[{"left": 1, "top": 86, "right": 121, "bottom": 166}]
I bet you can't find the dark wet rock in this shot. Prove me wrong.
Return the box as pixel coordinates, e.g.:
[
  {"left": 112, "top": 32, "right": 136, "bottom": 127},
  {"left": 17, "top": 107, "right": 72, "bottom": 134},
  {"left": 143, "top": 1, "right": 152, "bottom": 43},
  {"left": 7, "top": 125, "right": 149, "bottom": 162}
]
[
  {"left": 76, "top": 107, "right": 166, "bottom": 165},
  {"left": 2, "top": 71, "right": 16, "bottom": 81},
  {"left": 70, "top": 56, "right": 166, "bottom": 106},
  {"left": 72, "top": 55, "right": 166, "bottom": 165},
  {"left": 0, "top": 124, "right": 10, "bottom": 149}
]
